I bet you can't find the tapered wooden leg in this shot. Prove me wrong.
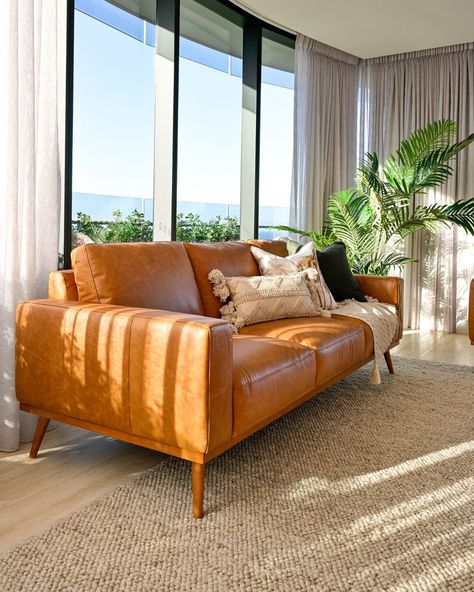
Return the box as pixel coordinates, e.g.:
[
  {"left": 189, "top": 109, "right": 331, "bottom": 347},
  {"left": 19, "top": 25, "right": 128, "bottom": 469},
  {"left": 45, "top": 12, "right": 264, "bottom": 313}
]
[
  {"left": 384, "top": 351, "right": 395, "bottom": 374},
  {"left": 29, "top": 417, "right": 50, "bottom": 458},
  {"left": 192, "top": 462, "right": 205, "bottom": 519}
]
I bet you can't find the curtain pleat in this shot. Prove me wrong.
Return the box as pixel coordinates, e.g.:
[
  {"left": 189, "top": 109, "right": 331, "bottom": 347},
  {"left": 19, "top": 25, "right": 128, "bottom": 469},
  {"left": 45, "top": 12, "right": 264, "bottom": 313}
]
[
  {"left": 0, "top": 0, "right": 66, "bottom": 451},
  {"left": 292, "top": 36, "right": 474, "bottom": 333},
  {"left": 290, "top": 36, "right": 359, "bottom": 233},
  {"left": 358, "top": 44, "right": 474, "bottom": 333}
]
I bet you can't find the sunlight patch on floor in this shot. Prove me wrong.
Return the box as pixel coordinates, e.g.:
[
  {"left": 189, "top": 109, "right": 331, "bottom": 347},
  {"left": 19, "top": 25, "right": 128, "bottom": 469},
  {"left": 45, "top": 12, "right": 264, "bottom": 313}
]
[
  {"left": 345, "top": 478, "right": 472, "bottom": 540},
  {"left": 288, "top": 441, "right": 474, "bottom": 498}
]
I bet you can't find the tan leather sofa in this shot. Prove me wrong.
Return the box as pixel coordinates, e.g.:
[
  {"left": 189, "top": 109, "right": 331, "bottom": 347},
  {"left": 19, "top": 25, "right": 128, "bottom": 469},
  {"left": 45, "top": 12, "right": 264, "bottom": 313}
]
[{"left": 16, "top": 240, "right": 404, "bottom": 518}]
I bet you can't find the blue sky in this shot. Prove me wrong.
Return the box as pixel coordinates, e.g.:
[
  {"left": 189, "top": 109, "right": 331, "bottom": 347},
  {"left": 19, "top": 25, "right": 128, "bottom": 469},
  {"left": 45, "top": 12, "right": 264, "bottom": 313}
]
[{"left": 72, "top": 4, "right": 294, "bottom": 212}]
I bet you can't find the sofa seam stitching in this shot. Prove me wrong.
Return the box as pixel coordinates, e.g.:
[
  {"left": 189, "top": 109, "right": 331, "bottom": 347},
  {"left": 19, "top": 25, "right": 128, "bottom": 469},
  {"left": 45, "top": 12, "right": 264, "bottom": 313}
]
[
  {"left": 84, "top": 246, "right": 101, "bottom": 303},
  {"left": 30, "top": 302, "right": 226, "bottom": 329},
  {"left": 315, "top": 332, "right": 364, "bottom": 351},
  {"left": 127, "top": 316, "right": 134, "bottom": 434},
  {"left": 205, "top": 326, "right": 212, "bottom": 455},
  {"left": 237, "top": 351, "right": 314, "bottom": 388}
]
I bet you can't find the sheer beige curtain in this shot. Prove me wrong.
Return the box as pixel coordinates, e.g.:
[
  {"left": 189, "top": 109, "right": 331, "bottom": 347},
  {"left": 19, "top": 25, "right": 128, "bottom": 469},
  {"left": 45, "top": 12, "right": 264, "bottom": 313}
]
[
  {"left": 0, "top": 0, "right": 66, "bottom": 451},
  {"left": 290, "top": 35, "right": 359, "bottom": 233},
  {"left": 358, "top": 44, "right": 474, "bottom": 333}
]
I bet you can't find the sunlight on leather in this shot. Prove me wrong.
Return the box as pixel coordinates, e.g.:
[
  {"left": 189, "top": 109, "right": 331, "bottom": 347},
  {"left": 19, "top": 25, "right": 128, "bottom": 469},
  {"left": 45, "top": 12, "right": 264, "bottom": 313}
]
[
  {"left": 96, "top": 311, "right": 128, "bottom": 391},
  {"left": 63, "top": 306, "right": 130, "bottom": 422},
  {"left": 65, "top": 307, "right": 87, "bottom": 387},
  {"left": 130, "top": 315, "right": 221, "bottom": 453}
]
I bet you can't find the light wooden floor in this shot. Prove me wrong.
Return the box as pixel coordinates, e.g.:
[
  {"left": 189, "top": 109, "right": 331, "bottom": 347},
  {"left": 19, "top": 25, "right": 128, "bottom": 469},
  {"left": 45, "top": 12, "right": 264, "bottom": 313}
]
[{"left": 1, "top": 331, "right": 473, "bottom": 555}]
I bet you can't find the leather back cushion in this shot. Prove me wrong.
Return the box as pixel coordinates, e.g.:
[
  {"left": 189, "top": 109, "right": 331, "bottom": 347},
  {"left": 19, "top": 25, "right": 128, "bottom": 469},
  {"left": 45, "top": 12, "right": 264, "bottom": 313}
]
[
  {"left": 71, "top": 242, "right": 204, "bottom": 314},
  {"left": 184, "top": 241, "right": 260, "bottom": 317},
  {"left": 246, "top": 239, "right": 288, "bottom": 257}
]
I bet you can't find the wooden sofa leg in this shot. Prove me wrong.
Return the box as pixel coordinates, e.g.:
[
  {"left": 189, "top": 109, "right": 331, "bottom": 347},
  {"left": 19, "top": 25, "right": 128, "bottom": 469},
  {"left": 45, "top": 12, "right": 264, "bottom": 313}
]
[
  {"left": 29, "top": 417, "right": 50, "bottom": 458},
  {"left": 384, "top": 351, "right": 395, "bottom": 374},
  {"left": 192, "top": 462, "right": 205, "bottom": 519}
]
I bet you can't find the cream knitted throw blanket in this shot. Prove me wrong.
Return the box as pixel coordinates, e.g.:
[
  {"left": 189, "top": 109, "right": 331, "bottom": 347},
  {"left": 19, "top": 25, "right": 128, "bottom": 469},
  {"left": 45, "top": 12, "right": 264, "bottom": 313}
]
[{"left": 334, "top": 300, "right": 399, "bottom": 384}]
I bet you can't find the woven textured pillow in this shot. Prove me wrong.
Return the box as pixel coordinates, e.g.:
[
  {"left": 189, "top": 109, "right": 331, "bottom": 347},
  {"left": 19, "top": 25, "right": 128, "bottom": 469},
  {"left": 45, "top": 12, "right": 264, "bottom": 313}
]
[
  {"left": 208, "top": 269, "right": 320, "bottom": 331},
  {"left": 250, "top": 242, "right": 337, "bottom": 310}
]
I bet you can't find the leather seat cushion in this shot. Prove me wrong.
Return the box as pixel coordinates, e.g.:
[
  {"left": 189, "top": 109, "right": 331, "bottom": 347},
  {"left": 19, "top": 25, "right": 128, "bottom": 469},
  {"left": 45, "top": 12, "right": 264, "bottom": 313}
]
[
  {"left": 232, "top": 335, "right": 316, "bottom": 436},
  {"left": 239, "top": 315, "right": 373, "bottom": 387}
]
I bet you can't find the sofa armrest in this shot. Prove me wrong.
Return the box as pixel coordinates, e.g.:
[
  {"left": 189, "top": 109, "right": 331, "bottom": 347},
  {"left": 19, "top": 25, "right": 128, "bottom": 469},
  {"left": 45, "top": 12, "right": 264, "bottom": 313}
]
[
  {"left": 48, "top": 270, "right": 79, "bottom": 301},
  {"left": 469, "top": 279, "right": 474, "bottom": 345},
  {"left": 16, "top": 300, "right": 233, "bottom": 455},
  {"left": 354, "top": 275, "right": 404, "bottom": 342}
]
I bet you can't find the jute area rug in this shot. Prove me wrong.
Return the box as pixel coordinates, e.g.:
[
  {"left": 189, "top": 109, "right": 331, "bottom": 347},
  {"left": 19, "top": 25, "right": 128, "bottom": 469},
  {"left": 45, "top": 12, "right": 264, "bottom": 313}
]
[{"left": 1, "top": 358, "right": 473, "bottom": 591}]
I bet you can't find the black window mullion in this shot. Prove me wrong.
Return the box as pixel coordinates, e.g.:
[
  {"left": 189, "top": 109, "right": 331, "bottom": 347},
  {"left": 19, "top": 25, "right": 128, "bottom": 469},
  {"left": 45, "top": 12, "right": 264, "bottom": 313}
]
[
  {"left": 63, "top": 0, "right": 75, "bottom": 269},
  {"left": 153, "top": 0, "right": 180, "bottom": 240},
  {"left": 240, "top": 21, "right": 262, "bottom": 239}
]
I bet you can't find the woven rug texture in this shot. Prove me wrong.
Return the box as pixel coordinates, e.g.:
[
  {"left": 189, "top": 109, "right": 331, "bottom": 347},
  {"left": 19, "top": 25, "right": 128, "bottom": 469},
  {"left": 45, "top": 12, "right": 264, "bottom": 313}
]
[{"left": 1, "top": 358, "right": 473, "bottom": 591}]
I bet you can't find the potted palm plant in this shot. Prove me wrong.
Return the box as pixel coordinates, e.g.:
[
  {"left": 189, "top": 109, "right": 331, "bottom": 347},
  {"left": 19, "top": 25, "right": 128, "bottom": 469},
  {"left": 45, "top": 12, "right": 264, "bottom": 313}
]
[{"left": 275, "top": 120, "right": 474, "bottom": 275}]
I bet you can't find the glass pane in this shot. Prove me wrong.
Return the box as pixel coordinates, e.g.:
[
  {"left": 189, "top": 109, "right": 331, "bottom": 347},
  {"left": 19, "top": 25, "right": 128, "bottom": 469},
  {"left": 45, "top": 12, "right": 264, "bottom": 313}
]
[
  {"left": 258, "top": 32, "right": 295, "bottom": 239},
  {"left": 177, "top": 0, "right": 243, "bottom": 242},
  {"left": 72, "top": 0, "right": 155, "bottom": 246}
]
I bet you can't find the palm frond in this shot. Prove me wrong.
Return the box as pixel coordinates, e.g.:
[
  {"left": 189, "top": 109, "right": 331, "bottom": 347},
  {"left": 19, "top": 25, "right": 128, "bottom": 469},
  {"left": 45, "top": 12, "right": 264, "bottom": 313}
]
[
  {"left": 395, "top": 119, "right": 457, "bottom": 166},
  {"left": 379, "top": 193, "right": 411, "bottom": 238},
  {"left": 275, "top": 121, "right": 473, "bottom": 277},
  {"left": 327, "top": 190, "right": 382, "bottom": 268},
  {"left": 444, "top": 133, "right": 474, "bottom": 159},
  {"left": 268, "top": 225, "right": 334, "bottom": 250},
  {"left": 383, "top": 157, "right": 414, "bottom": 196},
  {"left": 395, "top": 210, "right": 449, "bottom": 240},
  {"left": 393, "top": 198, "right": 474, "bottom": 240},
  {"left": 387, "top": 122, "right": 474, "bottom": 196},
  {"left": 411, "top": 136, "right": 474, "bottom": 190},
  {"left": 429, "top": 198, "right": 474, "bottom": 235},
  {"left": 269, "top": 224, "right": 314, "bottom": 238},
  {"left": 327, "top": 191, "right": 370, "bottom": 244},
  {"left": 356, "top": 152, "right": 388, "bottom": 196},
  {"left": 377, "top": 254, "right": 417, "bottom": 273}
]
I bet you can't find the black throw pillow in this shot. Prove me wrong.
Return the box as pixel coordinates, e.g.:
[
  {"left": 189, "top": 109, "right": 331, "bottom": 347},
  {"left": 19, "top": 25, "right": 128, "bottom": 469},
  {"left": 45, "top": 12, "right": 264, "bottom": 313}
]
[{"left": 316, "top": 242, "right": 367, "bottom": 302}]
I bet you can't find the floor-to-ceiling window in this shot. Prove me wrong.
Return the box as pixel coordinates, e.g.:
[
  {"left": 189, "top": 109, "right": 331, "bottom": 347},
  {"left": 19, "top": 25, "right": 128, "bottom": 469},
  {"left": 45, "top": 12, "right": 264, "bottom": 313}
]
[
  {"left": 71, "top": 0, "right": 155, "bottom": 248},
  {"left": 177, "top": 0, "right": 243, "bottom": 241},
  {"left": 258, "top": 30, "right": 295, "bottom": 239},
  {"left": 67, "top": 0, "right": 294, "bottom": 255}
]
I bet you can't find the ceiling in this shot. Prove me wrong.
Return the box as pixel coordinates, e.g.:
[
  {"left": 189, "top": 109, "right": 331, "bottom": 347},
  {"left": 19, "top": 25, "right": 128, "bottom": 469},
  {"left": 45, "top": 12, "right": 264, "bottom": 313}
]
[{"left": 239, "top": 0, "right": 474, "bottom": 58}]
